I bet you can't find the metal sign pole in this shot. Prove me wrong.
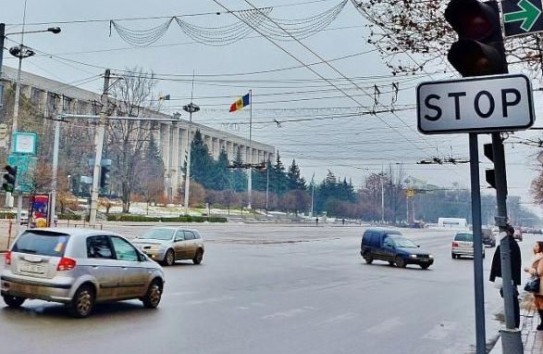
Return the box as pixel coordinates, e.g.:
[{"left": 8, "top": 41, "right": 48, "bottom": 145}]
[{"left": 468, "top": 133, "right": 486, "bottom": 354}]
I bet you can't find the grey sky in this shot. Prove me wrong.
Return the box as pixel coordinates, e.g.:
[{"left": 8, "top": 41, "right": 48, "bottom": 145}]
[{"left": 1, "top": 0, "right": 542, "bottom": 216}]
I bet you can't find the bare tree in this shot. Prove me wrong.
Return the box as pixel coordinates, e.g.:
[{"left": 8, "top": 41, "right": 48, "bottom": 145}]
[
  {"left": 356, "top": 0, "right": 543, "bottom": 77},
  {"left": 107, "top": 67, "right": 160, "bottom": 213}
]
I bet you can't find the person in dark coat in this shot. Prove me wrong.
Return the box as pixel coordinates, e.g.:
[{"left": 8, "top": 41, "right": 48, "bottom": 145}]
[{"left": 489, "top": 224, "right": 522, "bottom": 328}]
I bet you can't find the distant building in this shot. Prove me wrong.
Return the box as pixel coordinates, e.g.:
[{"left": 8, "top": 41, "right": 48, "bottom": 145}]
[{"left": 0, "top": 66, "right": 275, "bottom": 199}]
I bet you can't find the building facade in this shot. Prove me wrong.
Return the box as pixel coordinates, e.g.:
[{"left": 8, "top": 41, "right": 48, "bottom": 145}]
[{"left": 0, "top": 66, "right": 275, "bottom": 199}]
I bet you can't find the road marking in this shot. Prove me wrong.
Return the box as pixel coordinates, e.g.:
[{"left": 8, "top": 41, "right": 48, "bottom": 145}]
[
  {"left": 262, "top": 306, "right": 316, "bottom": 320},
  {"left": 366, "top": 317, "right": 403, "bottom": 334},
  {"left": 315, "top": 312, "right": 358, "bottom": 325}
]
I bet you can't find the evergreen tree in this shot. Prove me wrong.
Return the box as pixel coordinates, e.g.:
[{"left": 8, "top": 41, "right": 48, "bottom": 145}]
[
  {"left": 231, "top": 147, "right": 247, "bottom": 192},
  {"left": 211, "top": 147, "right": 232, "bottom": 191},
  {"left": 271, "top": 152, "right": 288, "bottom": 196},
  {"left": 286, "top": 159, "right": 306, "bottom": 191},
  {"left": 190, "top": 129, "right": 214, "bottom": 189},
  {"left": 252, "top": 159, "right": 269, "bottom": 192}
]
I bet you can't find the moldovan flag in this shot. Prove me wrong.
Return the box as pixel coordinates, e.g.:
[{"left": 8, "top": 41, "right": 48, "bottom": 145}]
[{"left": 229, "top": 92, "right": 251, "bottom": 112}]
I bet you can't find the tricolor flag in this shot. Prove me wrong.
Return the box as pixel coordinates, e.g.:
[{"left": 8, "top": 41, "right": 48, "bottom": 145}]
[{"left": 229, "top": 92, "right": 251, "bottom": 112}]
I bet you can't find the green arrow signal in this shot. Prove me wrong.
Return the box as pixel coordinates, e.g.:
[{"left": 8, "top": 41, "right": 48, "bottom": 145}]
[{"left": 504, "top": 0, "right": 542, "bottom": 32}]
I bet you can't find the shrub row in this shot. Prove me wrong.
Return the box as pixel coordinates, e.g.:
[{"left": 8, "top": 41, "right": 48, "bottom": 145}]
[{"left": 106, "top": 214, "right": 227, "bottom": 223}]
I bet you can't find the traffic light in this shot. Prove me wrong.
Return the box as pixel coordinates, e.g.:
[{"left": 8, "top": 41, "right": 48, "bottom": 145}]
[
  {"left": 100, "top": 165, "right": 110, "bottom": 189},
  {"left": 2, "top": 165, "right": 17, "bottom": 193},
  {"left": 445, "top": 0, "right": 508, "bottom": 77},
  {"left": 484, "top": 142, "right": 508, "bottom": 192},
  {"left": 483, "top": 143, "right": 496, "bottom": 188}
]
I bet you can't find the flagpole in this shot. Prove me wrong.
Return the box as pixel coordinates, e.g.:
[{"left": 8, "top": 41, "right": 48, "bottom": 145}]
[{"left": 247, "top": 89, "right": 253, "bottom": 210}]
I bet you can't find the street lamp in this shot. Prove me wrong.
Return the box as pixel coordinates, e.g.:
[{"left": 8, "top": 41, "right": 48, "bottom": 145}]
[
  {"left": 182, "top": 102, "right": 199, "bottom": 215},
  {"left": 0, "top": 23, "right": 61, "bottom": 232},
  {"left": 8, "top": 26, "right": 61, "bottom": 140}
]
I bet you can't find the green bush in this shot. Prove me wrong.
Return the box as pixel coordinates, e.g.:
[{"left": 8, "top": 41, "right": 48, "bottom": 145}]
[
  {"left": 105, "top": 214, "right": 227, "bottom": 223},
  {"left": 58, "top": 214, "right": 82, "bottom": 221}
]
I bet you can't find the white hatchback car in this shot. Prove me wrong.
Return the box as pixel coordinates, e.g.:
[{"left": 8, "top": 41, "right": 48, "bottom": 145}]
[
  {"left": 451, "top": 231, "right": 485, "bottom": 259},
  {"left": 1, "top": 228, "right": 165, "bottom": 318}
]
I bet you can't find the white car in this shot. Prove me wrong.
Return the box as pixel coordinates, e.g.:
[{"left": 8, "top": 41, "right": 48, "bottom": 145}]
[{"left": 451, "top": 232, "right": 485, "bottom": 259}]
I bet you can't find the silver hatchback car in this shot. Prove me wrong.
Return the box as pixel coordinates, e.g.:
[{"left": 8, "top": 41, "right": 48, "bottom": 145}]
[
  {"left": 1, "top": 228, "right": 165, "bottom": 318},
  {"left": 132, "top": 227, "right": 205, "bottom": 266},
  {"left": 451, "top": 231, "right": 486, "bottom": 259}
]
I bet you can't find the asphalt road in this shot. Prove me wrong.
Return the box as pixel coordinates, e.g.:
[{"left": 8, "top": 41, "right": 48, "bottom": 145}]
[{"left": 0, "top": 224, "right": 537, "bottom": 354}]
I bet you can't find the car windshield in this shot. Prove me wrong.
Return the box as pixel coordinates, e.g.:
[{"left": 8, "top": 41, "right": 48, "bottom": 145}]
[
  {"left": 392, "top": 237, "right": 417, "bottom": 248},
  {"left": 454, "top": 233, "right": 473, "bottom": 242},
  {"left": 12, "top": 231, "right": 69, "bottom": 256},
  {"left": 141, "top": 228, "right": 175, "bottom": 241}
]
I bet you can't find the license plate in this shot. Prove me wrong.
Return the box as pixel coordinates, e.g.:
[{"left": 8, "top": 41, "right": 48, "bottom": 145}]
[{"left": 20, "top": 263, "right": 46, "bottom": 275}]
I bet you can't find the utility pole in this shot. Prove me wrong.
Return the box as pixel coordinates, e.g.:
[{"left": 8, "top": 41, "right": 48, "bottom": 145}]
[{"left": 89, "top": 69, "right": 110, "bottom": 225}]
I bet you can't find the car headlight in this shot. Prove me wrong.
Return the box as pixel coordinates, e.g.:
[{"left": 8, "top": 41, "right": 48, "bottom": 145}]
[
  {"left": 429, "top": 255, "right": 434, "bottom": 258},
  {"left": 410, "top": 254, "right": 417, "bottom": 258}
]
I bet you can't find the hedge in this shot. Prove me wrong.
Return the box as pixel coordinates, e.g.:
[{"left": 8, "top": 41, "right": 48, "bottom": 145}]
[{"left": 106, "top": 214, "right": 227, "bottom": 223}]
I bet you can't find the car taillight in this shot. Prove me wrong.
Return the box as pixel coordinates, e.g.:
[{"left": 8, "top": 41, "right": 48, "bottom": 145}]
[
  {"left": 4, "top": 251, "right": 11, "bottom": 265},
  {"left": 452, "top": 242, "right": 459, "bottom": 248},
  {"left": 57, "top": 257, "right": 76, "bottom": 271}
]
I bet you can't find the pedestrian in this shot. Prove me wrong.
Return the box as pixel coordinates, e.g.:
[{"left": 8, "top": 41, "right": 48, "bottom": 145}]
[
  {"left": 523, "top": 241, "right": 543, "bottom": 330},
  {"left": 315, "top": 217, "right": 319, "bottom": 226},
  {"left": 489, "top": 224, "right": 522, "bottom": 328}
]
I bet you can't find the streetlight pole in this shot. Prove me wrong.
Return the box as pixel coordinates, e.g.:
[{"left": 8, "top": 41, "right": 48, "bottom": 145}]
[
  {"left": 2, "top": 22, "right": 60, "bottom": 228},
  {"left": 182, "top": 102, "right": 199, "bottom": 215},
  {"left": 89, "top": 69, "right": 110, "bottom": 225}
]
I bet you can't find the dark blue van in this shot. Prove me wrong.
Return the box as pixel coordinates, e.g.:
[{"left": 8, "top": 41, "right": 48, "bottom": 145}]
[{"left": 360, "top": 228, "right": 434, "bottom": 269}]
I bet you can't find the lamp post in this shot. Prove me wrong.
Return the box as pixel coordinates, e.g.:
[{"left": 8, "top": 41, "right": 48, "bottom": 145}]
[
  {"left": 8, "top": 27, "right": 61, "bottom": 140},
  {"left": 182, "top": 102, "right": 199, "bottom": 215},
  {"left": 1, "top": 23, "right": 60, "bottom": 231}
]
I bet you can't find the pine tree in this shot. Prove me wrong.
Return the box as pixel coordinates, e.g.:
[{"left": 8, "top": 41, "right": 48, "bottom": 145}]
[
  {"left": 190, "top": 129, "right": 214, "bottom": 189},
  {"left": 286, "top": 159, "right": 306, "bottom": 191},
  {"left": 231, "top": 147, "right": 247, "bottom": 192},
  {"left": 211, "top": 148, "right": 232, "bottom": 191}
]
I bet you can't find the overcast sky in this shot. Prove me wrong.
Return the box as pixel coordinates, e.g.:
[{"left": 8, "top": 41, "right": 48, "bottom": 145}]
[{"left": 2, "top": 0, "right": 543, "bottom": 217}]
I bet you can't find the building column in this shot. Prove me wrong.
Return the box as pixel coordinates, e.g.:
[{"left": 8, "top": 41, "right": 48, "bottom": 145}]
[
  {"left": 171, "top": 123, "right": 180, "bottom": 199},
  {"left": 160, "top": 122, "right": 171, "bottom": 199}
]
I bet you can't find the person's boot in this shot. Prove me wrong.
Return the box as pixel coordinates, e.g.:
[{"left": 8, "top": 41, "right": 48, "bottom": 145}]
[{"left": 538, "top": 310, "right": 543, "bottom": 330}]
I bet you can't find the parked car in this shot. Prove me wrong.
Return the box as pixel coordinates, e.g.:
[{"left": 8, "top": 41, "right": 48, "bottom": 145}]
[
  {"left": 19, "top": 211, "right": 29, "bottom": 225},
  {"left": 132, "top": 227, "right": 205, "bottom": 266},
  {"left": 482, "top": 228, "right": 496, "bottom": 247},
  {"left": 360, "top": 228, "right": 434, "bottom": 269},
  {"left": 451, "top": 232, "right": 486, "bottom": 259},
  {"left": 1, "top": 228, "right": 165, "bottom": 318}
]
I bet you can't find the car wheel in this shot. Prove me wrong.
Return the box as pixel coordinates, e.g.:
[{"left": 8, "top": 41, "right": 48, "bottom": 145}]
[
  {"left": 2, "top": 294, "right": 25, "bottom": 308},
  {"left": 68, "top": 285, "right": 95, "bottom": 318},
  {"left": 163, "top": 249, "right": 175, "bottom": 266},
  {"left": 192, "top": 249, "right": 204, "bottom": 265},
  {"left": 451, "top": 253, "right": 457, "bottom": 259},
  {"left": 395, "top": 256, "right": 406, "bottom": 268},
  {"left": 388, "top": 261, "right": 395, "bottom": 266},
  {"left": 142, "top": 280, "right": 162, "bottom": 309},
  {"left": 363, "top": 252, "right": 373, "bottom": 264},
  {"left": 420, "top": 263, "right": 430, "bottom": 270}
]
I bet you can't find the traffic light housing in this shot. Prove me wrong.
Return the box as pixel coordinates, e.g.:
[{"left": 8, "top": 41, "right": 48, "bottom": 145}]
[
  {"left": 484, "top": 143, "right": 496, "bottom": 188},
  {"left": 100, "top": 165, "right": 110, "bottom": 189},
  {"left": 445, "top": 0, "right": 508, "bottom": 77},
  {"left": 2, "top": 165, "right": 17, "bottom": 193}
]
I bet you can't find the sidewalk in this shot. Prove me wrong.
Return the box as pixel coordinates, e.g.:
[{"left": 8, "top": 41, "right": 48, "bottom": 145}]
[{"left": 490, "top": 296, "right": 543, "bottom": 353}]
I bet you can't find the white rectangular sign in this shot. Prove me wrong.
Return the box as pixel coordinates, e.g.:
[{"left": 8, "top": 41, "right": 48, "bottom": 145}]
[{"left": 417, "top": 74, "right": 534, "bottom": 134}]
